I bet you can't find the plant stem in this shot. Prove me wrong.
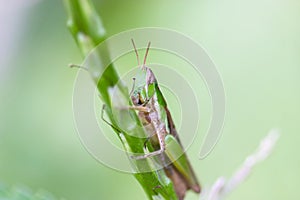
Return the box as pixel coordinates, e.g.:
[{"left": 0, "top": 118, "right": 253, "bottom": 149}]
[{"left": 63, "top": 0, "right": 177, "bottom": 199}]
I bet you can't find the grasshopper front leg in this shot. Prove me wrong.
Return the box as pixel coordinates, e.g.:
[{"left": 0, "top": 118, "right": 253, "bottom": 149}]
[{"left": 101, "top": 104, "right": 122, "bottom": 132}]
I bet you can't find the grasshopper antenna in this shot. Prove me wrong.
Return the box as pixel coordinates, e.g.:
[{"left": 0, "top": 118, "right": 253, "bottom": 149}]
[
  {"left": 143, "top": 42, "right": 151, "bottom": 68},
  {"left": 129, "top": 77, "right": 136, "bottom": 96},
  {"left": 131, "top": 39, "right": 140, "bottom": 67},
  {"left": 69, "top": 64, "right": 88, "bottom": 71}
]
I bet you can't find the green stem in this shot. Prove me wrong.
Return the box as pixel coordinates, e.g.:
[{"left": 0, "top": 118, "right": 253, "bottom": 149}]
[{"left": 63, "top": 0, "right": 177, "bottom": 199}]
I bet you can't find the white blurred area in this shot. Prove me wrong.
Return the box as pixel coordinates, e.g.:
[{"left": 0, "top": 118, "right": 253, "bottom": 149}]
[{"left": 0, "top": 0, "right": 41, "bottom": 82}]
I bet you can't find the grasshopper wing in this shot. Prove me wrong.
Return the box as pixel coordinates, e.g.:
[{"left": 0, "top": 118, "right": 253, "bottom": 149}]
[{"left": 165, "top": 107, "right": 201, "bottom": 193}]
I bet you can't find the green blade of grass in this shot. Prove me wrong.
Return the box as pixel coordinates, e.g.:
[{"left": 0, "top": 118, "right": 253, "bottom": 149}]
[{"left": 63, "top": 0, "right": 177, "bottom": 199}]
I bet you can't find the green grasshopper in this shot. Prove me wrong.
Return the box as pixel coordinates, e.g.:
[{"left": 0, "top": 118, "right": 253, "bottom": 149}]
[{"left": 127, "top": 40, "right": 201, "bottom": 199}]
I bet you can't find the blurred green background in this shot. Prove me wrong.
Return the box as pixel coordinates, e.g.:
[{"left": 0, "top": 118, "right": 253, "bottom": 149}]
[{"left": 0, "top": 0, "right": 299, "bottom": 199}]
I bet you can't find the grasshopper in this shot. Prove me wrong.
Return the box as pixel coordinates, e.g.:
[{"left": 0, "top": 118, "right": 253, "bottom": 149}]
[{"left": 127, "top": 40, "right": 201, "bottom": 199}]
